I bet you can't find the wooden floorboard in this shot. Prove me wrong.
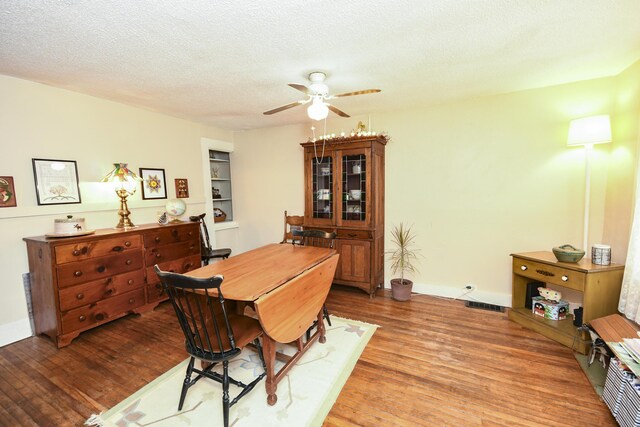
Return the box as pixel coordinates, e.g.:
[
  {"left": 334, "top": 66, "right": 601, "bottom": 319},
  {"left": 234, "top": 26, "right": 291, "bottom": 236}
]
[{"left": 0, "top": 286, "right": 614, "bottom": 426}]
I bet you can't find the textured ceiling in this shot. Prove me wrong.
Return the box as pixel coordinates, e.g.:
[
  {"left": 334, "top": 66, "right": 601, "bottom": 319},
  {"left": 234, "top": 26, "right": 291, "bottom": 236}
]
[{"left": 1, "top": 1, "right": 639, "bottom": 130}]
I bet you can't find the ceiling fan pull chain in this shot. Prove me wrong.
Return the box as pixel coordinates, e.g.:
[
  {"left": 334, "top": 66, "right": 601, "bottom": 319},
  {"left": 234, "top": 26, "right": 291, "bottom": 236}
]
[{"left": 313, "top": 119, "right": 327, "bottom": 164}]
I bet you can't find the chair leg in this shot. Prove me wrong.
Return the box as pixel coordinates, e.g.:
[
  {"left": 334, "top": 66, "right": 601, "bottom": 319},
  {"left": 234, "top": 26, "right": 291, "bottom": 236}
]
[
  {"left": 323, "top": 304, "right": 331, "bottom": 326},
  {"left": 222, "top": 360, "right": 230, "bottom": 427},
  {"left": 254, "top": 338, "right": 267, "bottom": 371},
  {"left": 178, "top": 357, "right": 196, "bottom": 410}
]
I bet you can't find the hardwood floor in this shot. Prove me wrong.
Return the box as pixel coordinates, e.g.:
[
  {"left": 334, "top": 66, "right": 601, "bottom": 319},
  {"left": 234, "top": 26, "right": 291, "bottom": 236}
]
[{"left": 0, "top": 286, "right": 614, "bottom": 426}]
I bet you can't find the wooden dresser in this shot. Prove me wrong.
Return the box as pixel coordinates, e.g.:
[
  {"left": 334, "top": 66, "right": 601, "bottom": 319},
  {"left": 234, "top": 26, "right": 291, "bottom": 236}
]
[{"left": 24, "top": 222, "right": 200, "bottom": 347}]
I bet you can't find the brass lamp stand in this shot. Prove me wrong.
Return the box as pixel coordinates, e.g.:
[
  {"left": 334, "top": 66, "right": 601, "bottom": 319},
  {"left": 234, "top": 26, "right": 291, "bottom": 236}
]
[{"left": 115, "top": 187, "right": 136, "bottom": 229}]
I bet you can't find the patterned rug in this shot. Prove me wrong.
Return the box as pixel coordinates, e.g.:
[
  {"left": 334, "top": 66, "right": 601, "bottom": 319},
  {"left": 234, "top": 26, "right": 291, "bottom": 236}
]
[{"left": 86, "top": 316, "right": 378, "bottom": 427}]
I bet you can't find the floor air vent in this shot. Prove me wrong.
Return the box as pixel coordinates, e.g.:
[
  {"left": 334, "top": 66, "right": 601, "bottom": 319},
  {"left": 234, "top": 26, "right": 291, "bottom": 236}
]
[{"left": 465, "top": 301, "right": 505, "bottom": 312}]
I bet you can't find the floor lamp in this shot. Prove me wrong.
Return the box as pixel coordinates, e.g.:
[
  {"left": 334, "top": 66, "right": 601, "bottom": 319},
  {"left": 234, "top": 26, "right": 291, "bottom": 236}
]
[{"left": 567, "top": 115, "right": 612, "bottom": 251}]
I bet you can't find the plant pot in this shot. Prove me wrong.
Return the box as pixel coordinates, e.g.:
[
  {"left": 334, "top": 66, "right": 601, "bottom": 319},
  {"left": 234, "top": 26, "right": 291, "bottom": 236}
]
[{"left": 390, "top": 278, "right": 413, "bottom": 301}]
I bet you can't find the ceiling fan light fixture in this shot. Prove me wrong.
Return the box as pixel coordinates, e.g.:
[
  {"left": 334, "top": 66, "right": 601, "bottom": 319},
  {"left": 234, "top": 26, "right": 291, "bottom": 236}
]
[{"left": 307, "top": 96, "right": 329, "bottom": 121}]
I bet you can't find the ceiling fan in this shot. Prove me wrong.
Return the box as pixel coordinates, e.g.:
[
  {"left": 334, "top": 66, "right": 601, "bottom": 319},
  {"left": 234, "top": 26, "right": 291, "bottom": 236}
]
[{"left": 263, "top": 72, "right": 381, "bottom": 120}]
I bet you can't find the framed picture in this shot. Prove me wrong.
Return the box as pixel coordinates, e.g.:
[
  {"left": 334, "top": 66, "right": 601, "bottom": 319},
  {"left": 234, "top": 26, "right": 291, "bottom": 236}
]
[
  {"left": 0, "top": 176, "right": 17, "bottom": 208},
  {"left": 32, "top": 159, "right": 81, "bottom": 205},
  {"left": 139, "top": 168, "right": 167, "bottom": 200},
  {"left": 175, "top": 178, "right": 189, "bottom": 198}
]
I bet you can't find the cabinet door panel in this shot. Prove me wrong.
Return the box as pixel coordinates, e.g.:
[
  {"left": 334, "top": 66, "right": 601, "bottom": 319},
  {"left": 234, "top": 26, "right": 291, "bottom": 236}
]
[{"left": 336, "top": 239, "right": 370, "bottom": 283}]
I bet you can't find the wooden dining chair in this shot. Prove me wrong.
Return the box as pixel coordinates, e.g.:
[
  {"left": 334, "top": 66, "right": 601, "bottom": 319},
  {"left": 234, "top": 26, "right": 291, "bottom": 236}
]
[
  {"left": 154, "top": 266, "right": 266, "bottom": 427},
  {"left": 280, "top": 210, "right": 304, "bottom": 244},
  {"left": 189, "top": 213, "right": 232, "bottom": 265},
  {"left": 291, "top": 229, "right": 336, "bottom": 339}
]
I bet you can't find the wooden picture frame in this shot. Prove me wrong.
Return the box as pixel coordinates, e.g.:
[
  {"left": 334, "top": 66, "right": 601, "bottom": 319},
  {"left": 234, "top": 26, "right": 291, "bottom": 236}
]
[
  {"left": 175, "top": 178, "right": 189, "bottom": 198},
  {"left": 139, "top": 168, "right": 167, "bottom": 200},
  {"left": 32, "top": 158, "right": 81, "bottom": 205},
  {"left": 0, "top": 176, "right": 17, "bottom": 208}
]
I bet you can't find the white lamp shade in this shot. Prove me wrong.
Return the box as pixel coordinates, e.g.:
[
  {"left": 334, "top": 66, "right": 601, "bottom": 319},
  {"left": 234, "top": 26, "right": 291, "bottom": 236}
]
[
  {"left": 307, "top": 97, "right": 329, "bottom": 121},
  {"left": 567, "top": 115, "right": 612, "bottom": 146}
]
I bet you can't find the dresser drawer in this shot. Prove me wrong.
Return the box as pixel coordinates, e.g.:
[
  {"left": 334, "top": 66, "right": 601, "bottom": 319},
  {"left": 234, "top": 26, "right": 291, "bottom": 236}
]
[
  {"left": 56, "top": 251, "right": 144, "bottom": 288},
  {"left": 61, "top": 288, "right": 145, "bottom": 333},
  {"left": 143, "top": 226, "right": 198, "bottom": 248},
  {"left": 58, "top": 270, "right": 145, "bottom": 311},
  {"left": 145, "top": 240, "right": 199, "bottom": 265},
  {"left": 146, "top": 282, "right": 167, "bottom": 303},
  {"left": 513, "top": 258, "right": 586, "bottom": 291},
  {"left": 336, "top": 229, "right": 372, "bottom": 240},
  {"left": 54, "top": 235, "right": 142, "bottom": 264},
  {"left": 146, "top": 254, "right": 201, "bottom": 285}
]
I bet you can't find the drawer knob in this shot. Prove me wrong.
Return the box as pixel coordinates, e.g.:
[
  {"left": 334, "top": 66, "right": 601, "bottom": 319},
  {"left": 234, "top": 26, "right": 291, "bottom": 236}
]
[
  {"left": 128, "top": 279, "right": 134, "bottom": 285},
  {"left": 74, "top": 271, "right": 83, "bottom": 277},
  {"left": 155, "top": 253, "right": 162, "bottom": 258},
  {"left": 112, "top": 246, "right": 123, "bottom": 252},
  {"left": 348, "top": 233, "right": 357, "bottom": 238},
  {"left": 97, "top": 265, "right": 106, "bottom": 273},
  {"left": 171, "top": 229, "right": 178, "bottom": 236},
  {"left": 76, "top": 293, "right": 84, "bottom": 300},
  {"left": 95, "top": 313, "right": 106, "bottom": 321},
  {"left": 124, "top": 241, "right": 131, "bottom": 247},
  {"left": 105, "top": 288, "right": 114, "bottom": 295},
  {"left": 184, "top": 263, "right": 192, "bottom": 270},
  {"left": 79, "top": 315, "right": 86, "bottom": 322},
  {"left": 128, "top": 298, "right": 135, "bottom": 304},
  {"left": 72, "top": 249, "right": 81, "bottom": 256},
  {"left": 155, "top": 237, "right": 160, "bottom": 242},
  {"left": 125, "top": 259, "right": 132, "bottom": 265},
  {"left": 520, "top": 265, "right": 527, "bottom": 271},
  {"left": 188, "top": 231, "right": 193, "bottom": 236},
  {"left": 561, "top": 275, "right": 569, "bottom": 282}
]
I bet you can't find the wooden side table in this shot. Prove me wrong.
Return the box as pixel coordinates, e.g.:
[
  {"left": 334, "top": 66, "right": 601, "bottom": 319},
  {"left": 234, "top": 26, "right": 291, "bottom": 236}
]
[{"left": 509, "top": 251, "right": 624, "bottom": 354}]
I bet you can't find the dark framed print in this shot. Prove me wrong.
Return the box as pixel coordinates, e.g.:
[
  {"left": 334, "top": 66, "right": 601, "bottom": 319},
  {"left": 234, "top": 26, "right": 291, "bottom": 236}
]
[
  {"left": 139, "top": 168, "right": 167, "bottom": 200},
  {"left": 32, "top": 159, "right": 81, "bottom": 205},
  {"left": 175, "top": 178, "right": 189, "bottom": 198},
  {"left": 0, "top": 176, "right": 17, "bottom": 207}
]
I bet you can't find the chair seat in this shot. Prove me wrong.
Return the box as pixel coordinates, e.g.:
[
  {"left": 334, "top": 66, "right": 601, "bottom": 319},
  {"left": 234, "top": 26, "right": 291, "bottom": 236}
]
[
  {"left": 203, "top": 248, "right": 232, "bottom": 259},
  {"left": 193, "top": 313, "right": 263, "bottom": 353}
]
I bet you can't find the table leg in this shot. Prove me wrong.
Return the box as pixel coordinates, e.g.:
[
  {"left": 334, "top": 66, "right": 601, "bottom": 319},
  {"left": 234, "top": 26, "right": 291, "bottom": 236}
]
[
  {"left": 318, "top": 310, "right": 326, "bottom": 344},
  {"left": 263, "top": 335, "right": 277, "bottom": 405}
]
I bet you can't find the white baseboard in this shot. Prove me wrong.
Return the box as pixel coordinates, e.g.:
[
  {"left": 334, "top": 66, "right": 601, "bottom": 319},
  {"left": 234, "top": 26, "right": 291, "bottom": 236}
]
[
  {"left": 0, "top": 318, "right": 33, "bottom": 347},
  {"left": 387, "top": 281, "right": 512, "bottom": 308}
]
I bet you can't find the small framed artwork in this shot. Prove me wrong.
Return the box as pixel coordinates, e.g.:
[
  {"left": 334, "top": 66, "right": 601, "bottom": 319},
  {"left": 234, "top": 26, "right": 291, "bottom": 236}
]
[
  {"left": 139, "top": 168, "right": 167, "bottom": 200},
  {"left": 32, "top": 159, "right": 81, "bottom": 205},
  {"left": 175, "top": 178, "right": 189, "bottom": 198},
  {"left": 0, "top": 176, "right": 17, "bottom": 208}
]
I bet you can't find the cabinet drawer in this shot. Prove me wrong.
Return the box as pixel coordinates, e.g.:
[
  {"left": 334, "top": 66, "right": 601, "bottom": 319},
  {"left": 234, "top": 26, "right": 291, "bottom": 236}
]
[
  {"left": 54, "top": 235, "right": 142, "bottom": 264},
  {"left": 145, "top": 240, "right": 199, "bottom": 265},
  {"left": 513, "top": 258, "right": 586, "bottom": 291},
  {"left": 146, "top": 282, "right": 168, "bottom": 303},
  {"left": 56, "top": 250, "right": 144, "bottom": 288},
  {"left": 58, "top": 270, "right": 144, "bottom": 311},
  {"left": 146, "top": 254, "right": 201, "bottom": 285},
  {"left": 61, "top": 288, "right": 145, "bottom": 333},
  {"left": 143, "top": 226, "right": 198, "bottom": 248},
  {"left": 336, "top": 229, "right": 372, "bottom": 240}
]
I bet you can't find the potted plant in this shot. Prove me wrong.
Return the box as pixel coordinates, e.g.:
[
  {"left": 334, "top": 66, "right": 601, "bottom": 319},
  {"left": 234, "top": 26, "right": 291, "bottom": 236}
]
[{"left": 388, "top": 223, "right": 419, "bottom": 301}]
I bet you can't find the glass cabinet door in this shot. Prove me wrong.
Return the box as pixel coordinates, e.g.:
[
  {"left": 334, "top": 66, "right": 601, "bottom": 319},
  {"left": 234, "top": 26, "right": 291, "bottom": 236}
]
[
  {"left": 342, "top": 153, "right": 366, "bottom": 222},
  {"left": 312, "top": 156, "right": 333, "bottom": 219}
]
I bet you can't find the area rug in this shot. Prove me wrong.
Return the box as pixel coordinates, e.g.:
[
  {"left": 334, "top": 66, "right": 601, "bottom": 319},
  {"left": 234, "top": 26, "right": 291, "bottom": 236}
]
[{"left": 86, "top": 316, "right": 378, "bottom": 427}]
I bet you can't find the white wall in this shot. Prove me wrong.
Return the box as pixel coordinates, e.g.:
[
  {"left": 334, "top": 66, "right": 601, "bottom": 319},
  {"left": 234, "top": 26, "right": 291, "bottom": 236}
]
[
  {"left": 229, "top": 72, "right": 633, "bottom": 307},
  {"left": 0, "top": 75, "right": 232, "bottom": 345}
]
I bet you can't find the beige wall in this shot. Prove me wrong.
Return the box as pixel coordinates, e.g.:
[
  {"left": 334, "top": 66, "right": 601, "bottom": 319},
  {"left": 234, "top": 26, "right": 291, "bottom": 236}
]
[
  {"left": 603, "top": 60, "right": 640, "bottom": 262},
  {"left": 0, "top": 75, "right": 232, "bottom": 345},
  {"left": 229, "top": 73, "right": 631, "bottom": 306}
]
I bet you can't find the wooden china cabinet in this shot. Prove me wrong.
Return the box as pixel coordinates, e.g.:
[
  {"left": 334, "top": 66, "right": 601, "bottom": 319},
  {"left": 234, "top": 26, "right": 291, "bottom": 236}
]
[{"left": 301, "top": 134, "right": 387, "bottom": 298}]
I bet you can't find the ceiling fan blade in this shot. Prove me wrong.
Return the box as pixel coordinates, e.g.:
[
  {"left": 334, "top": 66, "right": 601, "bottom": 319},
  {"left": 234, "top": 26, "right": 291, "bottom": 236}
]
[
  {"left": 288, "top": 83, "right": 313, "bottom": 95},
  {"left": 331, "top": 89, "right": 381, "bottom": 98},
  {"left": 263, "top": 100, "right": 307, "bottom": 115},
  {"left": 327, "top": 104, "right": 350, "bottom": 118}
]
